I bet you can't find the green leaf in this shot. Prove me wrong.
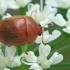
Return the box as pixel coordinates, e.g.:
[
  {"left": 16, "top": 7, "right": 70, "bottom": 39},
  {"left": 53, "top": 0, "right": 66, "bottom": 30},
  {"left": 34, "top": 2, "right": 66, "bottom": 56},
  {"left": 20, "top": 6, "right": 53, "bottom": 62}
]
[{"left": 0, "top": 15, "right": 2, "bottom": 20}]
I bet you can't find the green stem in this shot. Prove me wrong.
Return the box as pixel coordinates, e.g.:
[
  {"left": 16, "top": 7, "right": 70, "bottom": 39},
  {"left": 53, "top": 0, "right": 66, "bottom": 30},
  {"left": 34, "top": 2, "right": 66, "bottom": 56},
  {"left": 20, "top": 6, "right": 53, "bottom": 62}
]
[
  {"left": 49, "top": 32, "right": 70, "bottom": 48},
  {"left": 49, "top": 45, "right": 70, "bottom": 56},
  {"left": 40, "top": 0, "right": 43, "bottom": 12},
  {"left": 52, "top": 62, "right": 70, "bottom": 67},
  {"left": 17, "top": 46, "right": 22, "bottom": 55},
  {"left": 0, "top": 15, "right": 2, "bottom": 20}
]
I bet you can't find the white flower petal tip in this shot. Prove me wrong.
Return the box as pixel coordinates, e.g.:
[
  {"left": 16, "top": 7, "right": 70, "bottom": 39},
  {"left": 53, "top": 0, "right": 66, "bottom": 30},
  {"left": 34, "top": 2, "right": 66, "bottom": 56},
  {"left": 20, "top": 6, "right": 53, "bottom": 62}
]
[
  {"left": 39, "top": 43, "right": 51, "bottom": 57},
  {"left": 26, "top": 51, "right": 37, "bottom": 63},
  {"left": 49, "top": 52, "right": 63, "bottom": 65},
  {"left": 2, "top": 13, "right": 12, "bottom": 20},
  {"left": 4, "top": 68, "right": 10, "bottom": 70},
  {"left": 29, "top": 63, "right": 43, "bottom": 70},
  {"left": 53, "top": 14, "right": 66, "bottom": 26},
  {"left": 51, "top": 30, "right": 61, "bottom": 40},
  {"left": 66, "top": 9, "right": 70, "bottom": 20},
  {"left": 16, "top": 0, "right": 32, "bottom": 7},
  {"left": 63, "top": 26, "right": 70, "bottom": 34}
]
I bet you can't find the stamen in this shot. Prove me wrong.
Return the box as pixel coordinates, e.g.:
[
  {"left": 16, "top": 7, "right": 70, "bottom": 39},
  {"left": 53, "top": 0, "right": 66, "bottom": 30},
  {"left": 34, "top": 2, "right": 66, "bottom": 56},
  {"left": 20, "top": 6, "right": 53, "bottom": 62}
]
[{"left": 9, "top": 57, "right": 14, "bottom": 62}]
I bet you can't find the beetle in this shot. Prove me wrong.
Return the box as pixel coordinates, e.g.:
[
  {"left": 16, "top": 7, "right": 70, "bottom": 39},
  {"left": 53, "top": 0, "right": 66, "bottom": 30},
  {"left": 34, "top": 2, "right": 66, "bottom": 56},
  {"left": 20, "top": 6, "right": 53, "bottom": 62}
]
[{"left": 0, "top": 16, "right": 42, "bottom": 46}]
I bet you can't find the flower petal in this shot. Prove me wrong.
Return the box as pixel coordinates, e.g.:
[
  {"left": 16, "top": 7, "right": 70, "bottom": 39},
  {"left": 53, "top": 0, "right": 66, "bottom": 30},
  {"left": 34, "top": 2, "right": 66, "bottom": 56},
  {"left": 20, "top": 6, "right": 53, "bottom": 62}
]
[
  {"left": 7, "top": 0, "right": 19, "bottom": 9},
  {"left": 45, "top": 0, "right": 59, "bottom": 7},
  {"left": 10, "top": 56, "right": 21, "bottom": 67},
  {"left": 53, "top": 14, "right": 66, "bottom": 26},
  {"left": 4, "top": 68, "right": 10, "bottom": 70},
  {"left": 35, "top": 36, "right": 42, "bottom": 43},
  {"left": 0, "top": 0, "right": 7, "bottom": 15},
  {"left": 16, "top": 0, "right": 32, "bottom": 7},
  {"left": 35, "top": 31, "right": 51, "bottom": 44},
  {"left": 36, "top": 6, "right": 57, "bottom": 23},
  {"left": 49, "top": 52, "right": 63, "bottom": 65},
  {"left": 29, "top": 63, "right": 43, "bottom": 70},
  {"left": 5, "top": 46, "right": 16, "bottom": 57},
  {"left": 26, "top": 51, "right": 37, "bottom": 63},
  {"left": 39, "top": 43, "right": 51, "bottom": 57},
  {"left": 2, "top": 13, "right": 11, "bottom": 19},
  {"left": 40, "top": 14, "right": 55, "bottom": 27},
  {"left": 51, "top": 30, "right": 61, "bottom": 41},
  {"left": 66, "top": 9, "right": 70, "bottom": 20},
  {"left": 63, "top": 26, "right": 70, "bottom": 34}
]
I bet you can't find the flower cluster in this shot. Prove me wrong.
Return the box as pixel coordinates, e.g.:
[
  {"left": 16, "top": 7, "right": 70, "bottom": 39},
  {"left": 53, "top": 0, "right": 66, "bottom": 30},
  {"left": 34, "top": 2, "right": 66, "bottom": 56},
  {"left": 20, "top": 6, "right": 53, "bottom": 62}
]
[
  {"left": 0, "top": 45, "right": 21, "bottom": 70},
  {"left": 21, "top": 43, "right": 63, "bottom": 70}
]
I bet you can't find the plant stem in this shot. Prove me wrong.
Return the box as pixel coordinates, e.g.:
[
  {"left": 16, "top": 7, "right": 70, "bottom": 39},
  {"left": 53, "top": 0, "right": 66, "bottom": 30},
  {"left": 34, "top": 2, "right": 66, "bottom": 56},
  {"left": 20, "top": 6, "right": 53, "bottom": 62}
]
[
  {"left": 50, "top": 35, "right": 70, "bottom": 48},
  {"left": 40, "top": 0, "right": 43, "bottom": 12},
  {"left": 17, "top": 46, "right": 22, "bottom": 55},
  {"left": 0, "top": 15, "right": 2, "bottom": 20},
  {"left": 52, "top": 62, "right": 70, "bottom": 67}
]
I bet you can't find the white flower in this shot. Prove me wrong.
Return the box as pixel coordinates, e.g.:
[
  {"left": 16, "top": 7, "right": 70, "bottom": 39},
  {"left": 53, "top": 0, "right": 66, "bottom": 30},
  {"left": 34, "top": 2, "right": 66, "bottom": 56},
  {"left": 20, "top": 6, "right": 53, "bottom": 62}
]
[
  {"left": 35, "top": 30, "right": 61, "bottom": 44},
  {"left": 0, "top": 0, "right": 7, "bottom": 15},
  {"left": 2, "top": 13, "right": 12, "bottom": 20},
  {"left": 16, "top": 0, "right": 32, "bottom": 7},
  {"left": 45, "top": 0, "right": 70, "bottom": 8},
  {"left": 22, "top": 43, "right": 63, "bottom": 70},
  {"left": 26, "top": 3, "right": 40, "bottom": 20},
  {"left": 0, "top": 0, "right": 19, "bottom": 15},
  {"left": 5, "top": 0, "right": 19, "bottom": 9},
  {"left": 53, "top": 9, "right": 70, "bottom": 34},
  {"left": 26, "top": 3, "right": 57, "bottom": 27},
  {"left": 0, "top": 46, "right": 21, "bottom": 70}
]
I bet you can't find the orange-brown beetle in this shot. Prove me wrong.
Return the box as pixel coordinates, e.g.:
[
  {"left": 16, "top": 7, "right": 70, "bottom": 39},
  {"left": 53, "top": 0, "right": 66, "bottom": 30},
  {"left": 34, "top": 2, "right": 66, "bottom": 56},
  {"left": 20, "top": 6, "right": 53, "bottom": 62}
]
[{"left": 0, "top": 16, "right": 42, "bottom": 46}]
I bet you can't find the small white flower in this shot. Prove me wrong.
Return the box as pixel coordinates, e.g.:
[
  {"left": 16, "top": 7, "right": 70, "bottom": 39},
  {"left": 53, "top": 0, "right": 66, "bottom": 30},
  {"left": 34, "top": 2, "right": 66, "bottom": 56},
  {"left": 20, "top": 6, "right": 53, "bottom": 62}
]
[
  {"left": 49, "top": 52, "right": 63, "bottom": 65},
  {"left": 35, "top": 30, "right": 61, "bottom": 44},
  {"left": 26, "top": 3, "right": 57, "bottom": 27},
  {"left": 16, "top": 0, "right": 32, "bottom": 7},
  {"left": 2, "top": 13, "right": 12, "bottom": 20},
  {"left": 0, "top": 46, "right": 21, "bottom": 70},
  {"left": 26, "top": 3, "right": 40, "bottom": 20},
  {"left": 45, "top": 0, "right": 70, "bottom": 8},
  {"left": 53, "top": 9, "right": 70, "bottom": 34},
  {"left": 22, "top": 43, "right": 63, "bottom": 70}
]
